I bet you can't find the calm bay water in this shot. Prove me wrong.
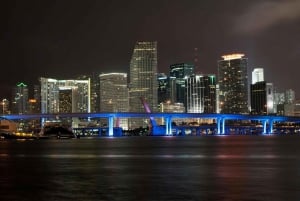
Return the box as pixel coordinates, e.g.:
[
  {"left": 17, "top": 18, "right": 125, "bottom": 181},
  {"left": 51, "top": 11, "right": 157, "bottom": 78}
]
[{"left": 0, "top": 135, "right": 300, "bottom": 201}]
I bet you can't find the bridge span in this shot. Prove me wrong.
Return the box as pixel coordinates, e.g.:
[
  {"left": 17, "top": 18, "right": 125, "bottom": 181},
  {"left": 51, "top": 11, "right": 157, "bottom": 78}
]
[{"left": 2, "top": 113, "right": 300, "bottom": 136}]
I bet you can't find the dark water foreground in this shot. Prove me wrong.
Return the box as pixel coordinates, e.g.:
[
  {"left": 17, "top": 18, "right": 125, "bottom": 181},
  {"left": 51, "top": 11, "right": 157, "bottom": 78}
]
[{"left": 0, "top": 135, "right": 300, "bottom": 201}]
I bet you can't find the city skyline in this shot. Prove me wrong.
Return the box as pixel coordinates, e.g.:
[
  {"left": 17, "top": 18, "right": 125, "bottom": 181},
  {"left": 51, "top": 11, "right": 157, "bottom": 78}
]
[{"left": 1, "top": 0, "right": 300, "bottom": 99}]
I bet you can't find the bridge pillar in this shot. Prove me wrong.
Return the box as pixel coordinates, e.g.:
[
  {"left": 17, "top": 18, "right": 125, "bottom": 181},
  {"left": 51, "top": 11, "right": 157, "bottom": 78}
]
[
  {"left": 165, "top": 116, "right": 172, "bottom": 135},
  {"left": 108, "top": 116, "right": 114, "bottom": 136},
  {"left": 217, "top": 118, "right": 225, "bottom": 135},
  {"left": 269, "top": 119, "right": 274, "bottom": 134},
  {"left": 262, "top": 120, "right": 267, "bottom": 134}
]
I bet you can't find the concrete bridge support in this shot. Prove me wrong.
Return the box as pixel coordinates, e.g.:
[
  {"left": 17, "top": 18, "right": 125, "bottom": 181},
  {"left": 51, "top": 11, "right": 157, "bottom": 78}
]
[
  {"left": 108, "top": 116, "right": 114, "bottom": 136},
  {"left": 217, "top": 118, "right": 225, "bottom": 135},
  {"left": 165, "top": 116, "right": 172, "bottom": 135}
]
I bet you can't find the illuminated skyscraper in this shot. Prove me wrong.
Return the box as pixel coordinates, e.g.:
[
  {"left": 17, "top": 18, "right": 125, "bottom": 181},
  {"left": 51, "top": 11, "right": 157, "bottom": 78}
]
[
  {"left": 285, "top": 89, "right": 295, "bottom": 104},
  {"left": 77, "top": 74, "right": 100, "bottom": 113},
  {"left": 157, "top": 73, "right": 169, "bottom": 105},
  {"left": 169, "top": 63, "right": 194, "bottom": 105},
  {"left": 40, "top": 77, "right": 90, "bottom": 114},
  {"left": 252, "top": 68, "right": 264, "bottom": 84},
  {"left": 186, "top": 74, "right": 216, "bottom": 113},
  {"left": 250, "top": 81, "right": 274, "bottom": 114},
  {"left": 218, "top": 54, "right": 249, "bottom": 114},
  {"left": 100, "top": 73, "right": 128, "bottom": 112},
  {"left": 11, "top": 82, "right": 29, "bottom": 114},
  {"left": 1, "top": 99, "right": 9, "bottom": 114},
  {"left": 99, "top": 73, "right": 129, "bottom": 129},
  {"left": 129, "top": 41, "right": 158, "bottom": 128}
]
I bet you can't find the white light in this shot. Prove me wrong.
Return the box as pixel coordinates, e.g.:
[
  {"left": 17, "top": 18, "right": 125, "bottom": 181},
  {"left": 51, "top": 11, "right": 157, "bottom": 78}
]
[{"left": 221, "top": 54, "right": 245, "bottom": 61}]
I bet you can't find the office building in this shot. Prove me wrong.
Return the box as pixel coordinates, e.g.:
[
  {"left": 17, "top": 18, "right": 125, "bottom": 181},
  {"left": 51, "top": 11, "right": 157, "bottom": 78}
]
[
  {"left": 1, "top": 99, "right": 9, "bottom": 114},
  {"left": 285, "top": 89, "right": 295, "bottom": 104},
  {"left": 40, "top": 77, "right": 90, "bottom": 114},
  {"left": 218, "top": 54, "right": 249, "bottom": 114},
  {"left": 129, "top": 41, "right": 158, "bottom": 128},
  {"left": 250, "top": 81, "right": 274, "bottom": 114},
  {"left": 99, "top": 73, "right": 129, "bottom": 129},
  {"left": 157, "top": 73, "right": 169, "bottom": 105},
  {"left": 252, "top": 68, "right": 264, "bottom": 84},
  {"left": 11, "top": 82, "right": 29, "bottom": 114},
  {"left": 186, "top": 74, "right": 216, "bottom": 113},
  {"left": 169, "top": 63, "right": 194, "bottom": 105}
]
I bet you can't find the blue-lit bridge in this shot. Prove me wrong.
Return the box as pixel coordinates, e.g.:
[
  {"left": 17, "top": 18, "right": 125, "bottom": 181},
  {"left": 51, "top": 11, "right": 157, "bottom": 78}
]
[{"left": 2, "top": 112, "right": 300, "bottom": 136}]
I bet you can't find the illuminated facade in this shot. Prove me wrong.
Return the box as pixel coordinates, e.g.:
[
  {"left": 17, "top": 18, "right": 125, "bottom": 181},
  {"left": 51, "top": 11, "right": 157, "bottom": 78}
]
[
  {"left": 77, "top": 74, "right": 100, "bottom": 113},
  {"left": 129, "top": 41, "right": 158, "bottom": 128},
  {"left": 1, "top": 99, "right": 9, "bottom": 114},
  {"left": 250, "top": 81, "right": 274, "bottom": 114},
  {"left": 33, "top": 85, "right": 41, "bottom": 113},
  {"left": 252, "top": 68, "right": 264, "bottom": 84},
  {"left": 186, "top": 74, "right": 216, "bottom": 113},
  {"left": 157, "top": 73, "right": 169, "bottom": 105},
  {"left": 100, "top": 73, "right": 129, "bottom": 129},
  {"left": 11, "top": 82, "right": 29, "bottom": 114},
  {"left": 28, "top": 99, "right": 40, "bottom": 114},
  {"left": 218, "top": 54, "right": 249, "bottom": 114},
  {"left": 40, "top": 77, "right": 90, "bottom": 114},
  {"left": 169, "top": 63, "right": 194, "bottom": 105},
  {"left": 285, "top": 89, "right": 295, "bottom": 104}
]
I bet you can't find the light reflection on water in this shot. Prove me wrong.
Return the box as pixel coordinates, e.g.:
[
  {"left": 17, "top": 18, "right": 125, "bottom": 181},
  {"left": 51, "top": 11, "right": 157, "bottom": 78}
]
[
  {"left": 0, "top": 136, "right": 300, "bottom": 201},
  {"left": 0, "top": 153, "right": 293, "bottom": 159}
]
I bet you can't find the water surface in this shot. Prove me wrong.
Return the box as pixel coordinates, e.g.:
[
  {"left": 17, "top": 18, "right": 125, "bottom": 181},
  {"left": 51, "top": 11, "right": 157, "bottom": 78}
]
[{"left": 0, "top": 135, "right": 299, "bottom": 201}]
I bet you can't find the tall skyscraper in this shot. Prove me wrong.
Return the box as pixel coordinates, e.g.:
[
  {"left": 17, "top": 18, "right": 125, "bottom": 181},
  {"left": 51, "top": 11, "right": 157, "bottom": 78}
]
[
  {"left": 100, "top": 73, "right": 129, "bottom": 112},
  {"left": 186, "top": 74, "right": 216, "bottom": 113},
  {"left": 100, "top": 73, "right": 129, "bottom": 129},
  {"left": 129, "top": 41, "right": 158, "bottom": 128},
  {"left": 285, "top": 89, "right": 295, "bottom": 104},
  {"left": 250, "top": 81, "right": 274, "bottom": 114},
  {"left": 1, "top": 99, "right": 9, "bottom": 114},
  {"left": 40, "top": 77, "right": 90, "bottom": 114},
  {"left": 157, "top": 73, "right": 169, "bottom": 105},
  {"left": 11, "top": 82, "right": 29, "bottom": 114},
  {"left": 252, "top": 68, "right": 264, "bottom": 84},
  {"left": 169, "top": 63, "right": 194, "bottom": 105},
  {"left": 218, "top": 54, "right": 249, "bottom": 114},
  {"left": 77, "top": 74, "right": 100, "bottom": 113},
  {"left": 33, "top": 85, "right": 41, "bottom": 113}
]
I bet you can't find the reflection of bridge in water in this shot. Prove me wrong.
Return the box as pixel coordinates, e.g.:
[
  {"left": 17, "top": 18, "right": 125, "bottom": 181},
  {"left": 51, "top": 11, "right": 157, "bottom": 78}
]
[{"left": 2, "top": 113, "right": 300, "bottom": 136}]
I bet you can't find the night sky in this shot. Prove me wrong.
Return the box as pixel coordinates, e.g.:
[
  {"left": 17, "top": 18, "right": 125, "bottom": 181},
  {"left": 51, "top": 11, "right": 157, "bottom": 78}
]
[{"left": 1, "top": 0, "right": 300, "bottom": 99}]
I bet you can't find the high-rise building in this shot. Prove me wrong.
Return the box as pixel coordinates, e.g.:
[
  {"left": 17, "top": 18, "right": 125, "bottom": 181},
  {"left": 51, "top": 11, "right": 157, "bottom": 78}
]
[
  {"left": 218, "top": 54, "right": 249, "bottom": 114},
  {"left": 40, "top": 77, "right": 90, "bottom": 114},
  {"left": 33, "top": 85, "right": 41, "bottom": 113},
  {"left": 203, "top": 75, "right": 217, "bottom": 113},
  {"left": 0, "top": 99, "right": 9, "bottom": 114},
  {"left": 99, "top": 73, "right": 129, "bottom": 112},
  {"left": 252, "top": 68, "right": 264, "bottom": 84},
  {"left": 157, "top": 73, "right": 169, "bottom": 105},
  {"left": 11, "top": 82, "right": 29, "bottom": 114},
  {"left": 186, "top": 74, "right": 216, "bottom": 113},
  {"left": 85, "top": 73, "right": 100, "bottom": 113},
  {"left": 99, "top": 73, "right": 129, "bottom": 129},
  {"left": 250, "top": 81, "right": 274, "bottom": 114},
  {"left": 285, "top": 89, "right": 295, "bottom": 104},
  {"left": 129, "top": 41, "right": 158, "bottom": 128},
  {"left": 169, "top": 63, "right": 194, "bottom": 105}
]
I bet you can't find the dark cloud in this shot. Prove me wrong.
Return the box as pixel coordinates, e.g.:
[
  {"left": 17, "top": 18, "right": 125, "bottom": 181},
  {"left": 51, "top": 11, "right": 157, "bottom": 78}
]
[
  {"left": 235, "top": 0, "right": 300, "bottom": 34},
  {"left": 0, "top": 0, "right": 300, "bottom": 100}
]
